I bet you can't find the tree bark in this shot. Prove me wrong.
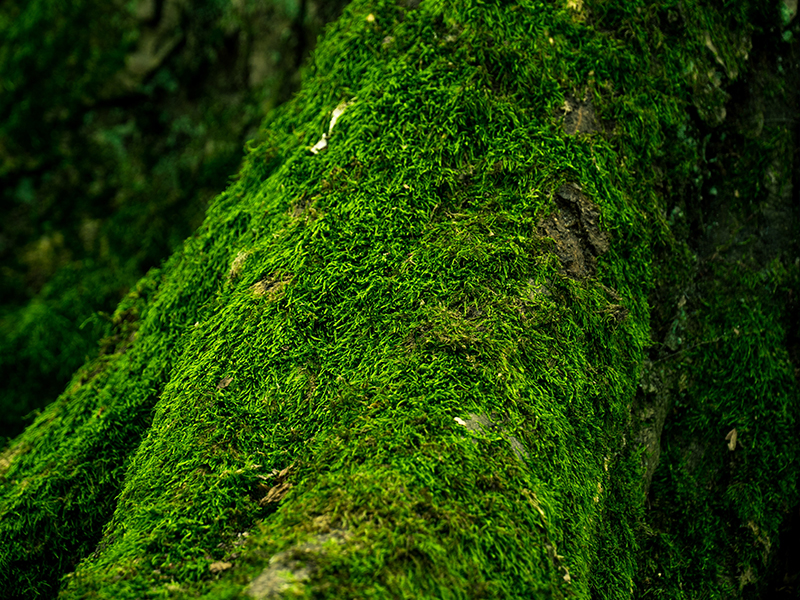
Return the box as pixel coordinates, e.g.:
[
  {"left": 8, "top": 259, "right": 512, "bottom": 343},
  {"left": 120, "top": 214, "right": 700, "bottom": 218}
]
[{"left": 0, "top": 0, "right": 798, "bottom": 598}]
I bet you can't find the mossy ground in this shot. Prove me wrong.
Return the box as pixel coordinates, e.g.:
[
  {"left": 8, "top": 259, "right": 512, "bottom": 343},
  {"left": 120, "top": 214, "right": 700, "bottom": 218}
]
[{"left": 0, "top": 0, "right": 797, "bottom": 598}]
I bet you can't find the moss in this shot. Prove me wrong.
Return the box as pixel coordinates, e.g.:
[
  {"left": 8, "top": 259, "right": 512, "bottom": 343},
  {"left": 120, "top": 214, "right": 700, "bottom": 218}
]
[
  {"left": 0, "top": 0, "right": 351, "bottom": 442},
  {"left": 1, "top": 0, "right": 796, "bottom": 598},
  {"left": 636, "top": 11, "right": 800, "bottom": 596},
  {"left": 638, "top": 259, "right": 800, "bottom": 598}
]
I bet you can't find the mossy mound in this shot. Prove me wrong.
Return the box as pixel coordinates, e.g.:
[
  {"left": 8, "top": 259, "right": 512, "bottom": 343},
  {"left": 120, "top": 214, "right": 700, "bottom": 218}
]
[
  {"left": 0, "top": 0, "right": 349, "bottom": 442},
  {"left": 0, "top": 0, "right": 797, "bottom": 598}
]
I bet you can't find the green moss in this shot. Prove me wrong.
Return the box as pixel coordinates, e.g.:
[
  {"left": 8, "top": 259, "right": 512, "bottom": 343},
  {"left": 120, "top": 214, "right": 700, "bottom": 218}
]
[
  {"left": 636, "top": 16, "right": 800, "bottom": 593},
  {"left": 1, "top": 0, "right": 795, "bottom": 598},
  {"left": 639, "top": 258, "right": 800, "bottom": 598},
  {"left": 0, "top": 0, "right": 350, "bottom": 442}
]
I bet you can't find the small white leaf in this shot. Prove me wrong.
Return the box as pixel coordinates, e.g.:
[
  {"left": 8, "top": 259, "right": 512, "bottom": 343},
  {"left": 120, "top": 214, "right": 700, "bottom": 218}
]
[
  {"left": 329, "top": 99, "right": 355, "bottom": 133},
  {"left": 309, "top": 133, "right": 328, "bottom": 155}
]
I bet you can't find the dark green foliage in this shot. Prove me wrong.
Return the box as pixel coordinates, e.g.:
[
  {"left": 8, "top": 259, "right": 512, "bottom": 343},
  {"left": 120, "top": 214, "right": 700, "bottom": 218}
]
[
  {"left": 641, "top": 258, "right": 800, "bottom": 597},
  {"left": 637, "top": 15, "right": 800, "bottom": 595}
]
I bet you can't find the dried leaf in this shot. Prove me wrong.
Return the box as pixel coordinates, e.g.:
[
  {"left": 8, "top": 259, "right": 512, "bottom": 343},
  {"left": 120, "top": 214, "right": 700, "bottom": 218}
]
[
  {"left": 259, "top": 481, "right": 292, "bottom": 506},
  {"left": 328, "top": 100, "right": 354, "bottom": 133},
  {"left": 310, "top": 99, "right": 355, "bottom": 155},
  {"left": 725, "top": 428, "right": 738, "bottom": 451},
  {"left": 209, "top": 561, "right": 232, "bottom": 574},
  {"left": 217, "top": 377, "right": 233, "bottom": 390},
  {"left": 309, "top": 133, "right": 328, "bottom": 154}
]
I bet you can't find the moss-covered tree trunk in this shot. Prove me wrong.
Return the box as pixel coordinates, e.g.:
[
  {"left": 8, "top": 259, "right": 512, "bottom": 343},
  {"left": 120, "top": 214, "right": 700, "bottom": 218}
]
[
  {"left": 1, "top": 0, "right": 798, "bottom": 598},
  {"left": 0, "top": 0, "right": 349, "bottom": 442}
]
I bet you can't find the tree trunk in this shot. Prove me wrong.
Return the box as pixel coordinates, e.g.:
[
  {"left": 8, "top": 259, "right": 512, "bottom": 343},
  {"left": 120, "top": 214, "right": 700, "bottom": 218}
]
[
  {"left": 1, "top": 0, "right": 798, "bottom": 598},
  {"left": 0, "top": 0, "right": 349, "bottom": 442}
]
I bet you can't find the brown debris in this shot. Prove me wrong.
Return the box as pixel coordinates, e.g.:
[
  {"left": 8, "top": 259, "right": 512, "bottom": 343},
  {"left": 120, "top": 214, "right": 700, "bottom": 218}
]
[
  {"left": 251, "top": 273, "right": 293, "bottom": 299},
  {"left": 253, "top": 465, "right": 294, "bottom": 507},
  {"left": 209, "top": 561, "right": 232, "bottom": 574},
  {"left": 538, "top": 183, "right": 610, "bottom": 279},
  {"left": 562, "top": 94, "right": 602, "bottom": 135},
  {"left": 726, "top": 428, "right": 738, "bottom": 451},
  {"left": 259, "top": 481, "right": 292, "bottom": 506}
]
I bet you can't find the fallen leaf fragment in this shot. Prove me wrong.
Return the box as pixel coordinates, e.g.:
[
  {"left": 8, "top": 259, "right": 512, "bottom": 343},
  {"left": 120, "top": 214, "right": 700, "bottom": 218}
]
[
  {"left": 209, "top": 561, "right": 232, "bottom": 574},
  {"left": 309, "top": 99, "right": 356, "bottom": 154},
  {"left": 328, "top": 100, "right": 354, "bottom": 132},
  {"left": 217, "top": 376, "right": 233, "bottom": 390},
  {"left": 725, "top": 428, "right": 738, "bottom": 451},
  {"left": 309, "top": 134, "right": 328, "bottom": 155}
]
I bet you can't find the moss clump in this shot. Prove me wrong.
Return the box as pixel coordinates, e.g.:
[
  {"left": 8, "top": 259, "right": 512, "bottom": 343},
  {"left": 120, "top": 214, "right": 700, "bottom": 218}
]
[
  {"left": 637, "top": 13, "right": 800, "bottom": 596},
  {"left": 640, "top": 258, "right": 800, "bottom": 598},
  {"left": 0, "top": 0, "right": 350, "bottom": 442},
  {"left": 1, "top": 0, "right": 797, "bottom": 598}
]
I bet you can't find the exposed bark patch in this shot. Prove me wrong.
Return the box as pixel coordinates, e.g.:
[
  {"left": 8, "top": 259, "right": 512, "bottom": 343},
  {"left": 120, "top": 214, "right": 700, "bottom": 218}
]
[
  {"left": 538, "top": 183, "right": 610, "bottom": 279},
  {"left": 633, "top": 359, "right": 675, "bottom": 495},
  {"left": 251, "top": 464, "right": 294, "bottom": 508},
  {"left": 251, "top": 273, "right": 293, "bottom": 300},
  {"left": 562, "top": 94, "right": 607, "bottom": 136},
  {"left": 245, "top": 529, "right": 350, "bottom": 599}
]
